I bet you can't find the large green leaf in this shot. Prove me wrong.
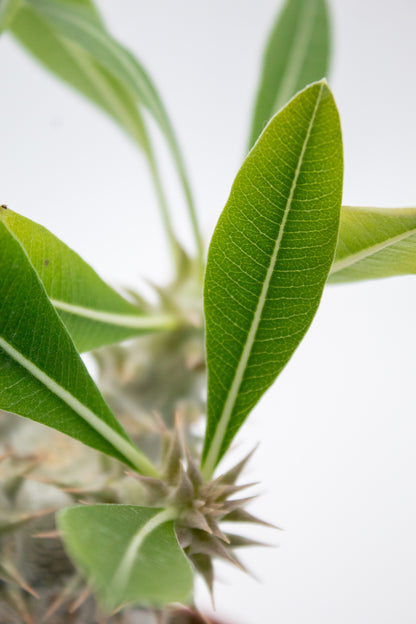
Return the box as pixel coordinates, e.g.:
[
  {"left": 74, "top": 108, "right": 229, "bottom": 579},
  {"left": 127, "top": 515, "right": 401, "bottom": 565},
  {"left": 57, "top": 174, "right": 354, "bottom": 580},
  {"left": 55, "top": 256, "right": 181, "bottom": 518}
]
[
  {"left": 58, "top": 505, "right": 193, "bottom": 610},
  {"left": 11, "top": 4, "right": 150, "bottom": 151},
  {"left": 1, "top": 208, "right": 177, "bottom": 352},
  {"left": 248, "top": 0, "right": 330, "bottom": 149},
  {"left": 0, "top": 0, "right": 21, "bottom": 32},
  {"left": 0, "top": 215, "right": 158, "bottom": 476},
  {"left": 202, "top": 81, "right": 343, "bottom": 477},
  {"left": 329, "top": 206, "right": 416, "bottom": 283}
]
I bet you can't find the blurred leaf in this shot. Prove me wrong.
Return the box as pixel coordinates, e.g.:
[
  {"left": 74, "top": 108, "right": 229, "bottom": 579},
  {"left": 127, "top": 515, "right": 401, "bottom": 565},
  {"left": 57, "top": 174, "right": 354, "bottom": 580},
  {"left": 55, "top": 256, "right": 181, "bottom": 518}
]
[
  {"left": 202, "top": 82, "right": 343, "bottom": 476},
  {"left": 329, "top": 206, "right": 416, "bottom": 283},
  {"left": 20, "top": 0, "right": 199, "bottom": 258},
  {"left": 1, "top": 209, "right": 177, "bottom": 352},
  {"left": 248, "top": 0, "right": 330, "bottom": 149},
  {"left": 58, "top": 505, "right": 193, "bottom": 610},
  {"left": 0, "top": 0, "right": 21, "bottom": 32},
  {"left": 11, "top": 4, "right": 150, "bottom": 151},
  {"left": 0, "top": 212, "right": 158, "bottom": 476}
]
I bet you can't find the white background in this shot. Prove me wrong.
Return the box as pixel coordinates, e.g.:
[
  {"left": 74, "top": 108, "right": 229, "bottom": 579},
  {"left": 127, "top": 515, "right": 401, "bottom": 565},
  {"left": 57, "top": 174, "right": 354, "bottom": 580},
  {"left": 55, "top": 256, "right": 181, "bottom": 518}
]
[{"left": 1, "top": 1, "right": 416, "bottom": 622}]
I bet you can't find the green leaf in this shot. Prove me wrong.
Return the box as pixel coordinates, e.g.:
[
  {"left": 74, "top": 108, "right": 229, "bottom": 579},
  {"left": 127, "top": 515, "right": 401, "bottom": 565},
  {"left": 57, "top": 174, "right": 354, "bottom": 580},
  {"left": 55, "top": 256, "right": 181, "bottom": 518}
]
[
  {"left": 248, "top": 0, "right": 330, "bottom": 150},
  {"left": 58, "top": 505, "right": 193, "bottom": 610},
  {"left": 21, "top": 0, "right": 202, "bottom": 264},
  {"left": 1, "top": 208, "right": 177, "bottom": 352},
  {"left": 329, "top": 206, "right": 416, "bottom": 283},
  {"left": 202, "top": 81, "right": 343, "bottom": 477},
  {"left": 10, "top": 4, "right": 150, "bottom": 151},
  {"left": 0, "top": 215, "right": 158, "bottom": 476},
  {"left": 0, "top": 0, "right": 22, "bottom": 33}
]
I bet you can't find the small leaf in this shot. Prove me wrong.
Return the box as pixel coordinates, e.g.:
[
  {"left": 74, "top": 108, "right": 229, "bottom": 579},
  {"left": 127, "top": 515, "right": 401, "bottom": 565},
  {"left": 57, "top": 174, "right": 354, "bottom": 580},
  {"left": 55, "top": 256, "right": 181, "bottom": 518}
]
[
  {"left": 0, "top": 216, "right": 158, "bottom": 476},
  {"left": 248, "top": 0, "right": 330, "bottom": 149},
  {"left": 329, "top": 206, "right": 416, "bottom": 283},
  {"left": 202, "top": 81, "right": 343, "bottom": 477},
  {"left": 0, "top": 0, "right": 22, "bottom": 33},
  {"left": 58, "top": 505, "right": 194, "bottom": 610},
  {"left": 1, "top": 208, "right": 177, "bottom": 352}
]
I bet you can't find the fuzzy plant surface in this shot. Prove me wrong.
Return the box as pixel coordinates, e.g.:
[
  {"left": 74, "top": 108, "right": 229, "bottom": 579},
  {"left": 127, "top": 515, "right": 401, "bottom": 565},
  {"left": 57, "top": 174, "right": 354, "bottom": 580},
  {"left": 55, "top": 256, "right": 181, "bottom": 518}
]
[{"left": 0, "top": 0, "right": 415, "bottom": 622}]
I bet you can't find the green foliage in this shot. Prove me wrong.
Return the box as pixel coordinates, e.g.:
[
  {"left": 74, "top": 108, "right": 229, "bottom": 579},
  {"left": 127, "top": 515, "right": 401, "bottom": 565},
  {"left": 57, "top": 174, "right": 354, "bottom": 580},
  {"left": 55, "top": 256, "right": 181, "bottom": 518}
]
[
  {"left": 202, "top": 81, "right": 343, "bottom": 476},
  {"left": 0, "top": 0, "right": 415, "bottom": 619},
  {"left": 58, "top": 505, "right": 194, "bottom": 610},
  {"left": 330, "top": 206, "right": 416, "bottom": 283},
  {"left": 0, "top": 0, "right": 21, "bottom": 32},
  {"left": 1, "top": 208, "right": 177, "bottom": 352},
  {"left": 10, "top": 3, "right": 150, "bottom": 150},
  {"left": 0, "top": 210, "right": 158, "bottom": 476},
  {"left": 9, "top": 0, "right": 202, "bottom": 265},
  {"left": 248, "top": 0, "right": 330, "bottom": 149}
]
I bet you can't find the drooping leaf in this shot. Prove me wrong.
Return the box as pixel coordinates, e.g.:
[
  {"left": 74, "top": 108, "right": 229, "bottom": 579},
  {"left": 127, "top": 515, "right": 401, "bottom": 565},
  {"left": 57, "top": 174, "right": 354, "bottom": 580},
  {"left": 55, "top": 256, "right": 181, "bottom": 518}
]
[
  {"left": 0, "top": 215, "right": 158, "bottom": 476},
  {"left": 10, "top": 4, "right": 150, "bottom": 151},
  {"left": 329, "top": 206, "right": 416, "bottom": 283},
  {"left": 202, "top": 81, "right": 343, "bottom": 477},
  {"left": 58, "top": 505, "right": 193, "bottom": 610},
  {"left": 0, "top": 0, "right": 21, "bottom": 32},
  {"left": 1, "top": 208, "right": 177, "bottom": 352},
  {"left": 20, "top": 0, "right": 201, "bottom": 260},
  {"left": 248, "top": 0, "right": 330, "bottom": 149}
]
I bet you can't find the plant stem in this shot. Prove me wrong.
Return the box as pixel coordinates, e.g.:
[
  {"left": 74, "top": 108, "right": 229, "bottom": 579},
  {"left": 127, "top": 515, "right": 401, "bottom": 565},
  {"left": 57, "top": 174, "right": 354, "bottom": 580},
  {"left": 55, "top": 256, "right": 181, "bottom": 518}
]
[
  {"left": 164, "top": 124, "right": 205, "bottom": 274},
  {"left": 147, "top": 148, "right": 182, "bottom": 274}
]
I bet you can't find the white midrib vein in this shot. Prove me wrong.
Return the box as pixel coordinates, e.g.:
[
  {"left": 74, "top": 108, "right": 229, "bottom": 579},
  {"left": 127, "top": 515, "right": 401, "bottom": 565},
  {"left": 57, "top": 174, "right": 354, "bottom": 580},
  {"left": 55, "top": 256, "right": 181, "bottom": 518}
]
[
  {"left": 111, "top": 507, "right": 178, "bottom": 599},
  {"left": 273, "top": 0, "right": 318, "bottom": 113},
  {"left": 0, "top": 337, "right": 158, "bottom": 477},
  {"left": 202, "top": 83, "right": 325, "bottom": 480},
  {"left": 51, "top": 299, "right": 177, "bottom": 330},
  {"left": 330, "top": 227, "right": 416, "bottom": 274}
]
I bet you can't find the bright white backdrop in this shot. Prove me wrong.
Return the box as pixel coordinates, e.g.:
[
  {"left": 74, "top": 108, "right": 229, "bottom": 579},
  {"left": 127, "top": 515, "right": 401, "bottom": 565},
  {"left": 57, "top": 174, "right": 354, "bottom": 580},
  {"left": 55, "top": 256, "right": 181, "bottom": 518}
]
[{"left": 1, "top": 1, "right": 416, "bottom": 623}]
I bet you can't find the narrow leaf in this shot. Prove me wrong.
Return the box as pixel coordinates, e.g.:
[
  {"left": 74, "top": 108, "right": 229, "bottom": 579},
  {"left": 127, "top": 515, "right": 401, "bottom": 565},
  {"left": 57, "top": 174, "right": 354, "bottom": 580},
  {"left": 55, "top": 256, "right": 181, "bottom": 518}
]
[
  {"left": 329, "top": 206, "right": 416, "bottom": 283},
  {"left": 11, "top": 4, "right": 150, "bottom": 151},
  {"left": 1, "top": 208, "right": 177, "bottom": 352},
  {"left": 0, "top": 0, "right": 21, "bottom": 33},
  {"left": 58, "top": 505, "right": 193, "bottom": 610},
  {"left": 23, "top": 0, "right": 201, "bottom": 260},
  {"left": 202, "top": 81, "right": 343, "bottom": 476},
  {"left": 0, "top": 217, "right": 158, "bottom": 476},
  {"left": 248, "top": 0, "right": 330, "bottom": 149}
]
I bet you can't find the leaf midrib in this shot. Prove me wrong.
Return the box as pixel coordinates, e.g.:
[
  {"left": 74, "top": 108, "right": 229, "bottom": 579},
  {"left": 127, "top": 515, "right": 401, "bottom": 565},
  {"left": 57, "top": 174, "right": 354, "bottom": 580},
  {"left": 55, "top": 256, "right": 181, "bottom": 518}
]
[
  {"left": 111, "top": 507, "right": 178, "bottom": 597},
  {"left": 331, "top": 226, "right": 416, "bottom": 274},
  {"left": 51, "top": 299, "right": 177, "bottom": 330},
  {"left": 273, "top": 0, "right": 318, "bottom": 113},
  {"left": 202, "top": 82, "right": 325, "bottom": 478},
  {"left": 0, "top": 336, "right": 158, "bottom": 476}
]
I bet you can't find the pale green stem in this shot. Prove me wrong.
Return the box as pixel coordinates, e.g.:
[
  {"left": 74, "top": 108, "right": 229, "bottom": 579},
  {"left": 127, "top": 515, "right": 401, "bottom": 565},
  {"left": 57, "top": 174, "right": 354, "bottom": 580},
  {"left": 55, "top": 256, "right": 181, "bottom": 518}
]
[{"left": 147, "top": 149, "right": 182, "bottom": 273}]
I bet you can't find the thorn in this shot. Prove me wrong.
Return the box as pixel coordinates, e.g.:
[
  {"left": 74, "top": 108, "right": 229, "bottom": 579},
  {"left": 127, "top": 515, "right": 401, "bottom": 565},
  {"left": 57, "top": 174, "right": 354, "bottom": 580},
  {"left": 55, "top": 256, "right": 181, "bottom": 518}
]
[
  {"left": 0, "top": 561, "right": 39, "bottom": 598},
  {"left": 205, "top": 517, "right": 230, "bottom": 543},
  {"left": 31, "top": 530, "right": 61, "bottom": 539},
  {"left": 190, "top": 554, "right": 215, "bottom": 607},
  {"left": 175, "top": 526, "right": 193, "bottom": 549},
  {"left": 180, "top": 509, "right": 212, "bottom": 534},
  {"left": 216, "top": 445, "right": 259, "bottom": 485},
  {"left": 225, "top": 533, "right": 272, "bottom": 548},
  {"left": 222, "top": 508, "right": 280, "bottom": 529},
  {"left": 126, "top": 472, "right": 168, "bottom": 503},
  {"left": 69, "top": 584, "right": 92, "bottom": 613},
  {"left": 220, "top": 496, "right": 258, "bottom": 514},
  {"left": 163, "top": 426, "right": 183, "bottom": 484},
  {"left": 42, "top": 576, "right": 80, "bottom": 622},
  {"left": 187, "top": 531, "right": 246, "bottom": 572},
  {"left": 185, "top": 445, "right": 203, "bottom": 490},
  {"left": 171, "top": 462, "right": 195, "bottom": 505}
]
